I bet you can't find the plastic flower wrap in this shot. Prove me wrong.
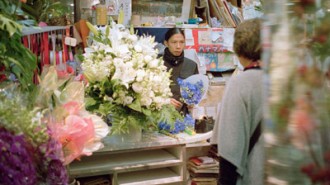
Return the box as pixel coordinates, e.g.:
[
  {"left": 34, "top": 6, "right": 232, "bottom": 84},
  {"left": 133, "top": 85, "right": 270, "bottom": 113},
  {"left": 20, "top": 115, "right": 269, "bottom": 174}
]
[
  {"left": 0, "top": 84, "right": 68, "bottom": 184},
  {"left": 178, "top": 74, "right": 208, "bottom": 105},
  {"left": 81, "top": 22, "right": 181, "bottom": 134},
  {"left": 36, "top": 66, "right": 109, "bottom": 165}
]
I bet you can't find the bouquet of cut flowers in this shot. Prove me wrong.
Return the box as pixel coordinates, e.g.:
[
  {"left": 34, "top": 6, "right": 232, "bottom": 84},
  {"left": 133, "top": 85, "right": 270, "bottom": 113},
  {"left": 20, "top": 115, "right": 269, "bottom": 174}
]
[
  {"left": 0, "top": 84, "right": 68, "bottom": 184},
  {"left": 35, "top": 66, "right": 109, "bottom": 165},
  {"left": 177, "top": 74, "right": 208, "bottom": 105},
  {"left": 81, "top": 22, "right": 181, "bottom": 134},
  {"left": 158, "top": 74, "right": 209, "bottom": 135},
  {"left": 158, "top": 114, "right": 195, "bottom": 135},
  {"left": 178, "top": 78, "right": 203, "bottom": 105}
]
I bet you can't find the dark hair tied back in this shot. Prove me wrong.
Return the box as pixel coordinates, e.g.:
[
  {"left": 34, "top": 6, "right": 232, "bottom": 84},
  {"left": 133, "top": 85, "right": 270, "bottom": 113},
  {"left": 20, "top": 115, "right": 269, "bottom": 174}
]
[{"left": 164, "top": 28, "right": 185, "bottom": 41}]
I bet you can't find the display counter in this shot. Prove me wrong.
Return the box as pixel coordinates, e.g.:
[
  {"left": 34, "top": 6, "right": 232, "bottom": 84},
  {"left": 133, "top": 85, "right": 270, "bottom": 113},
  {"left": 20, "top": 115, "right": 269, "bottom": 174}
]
[{"left": 69, "top": 131, "right": 212, "bottom": 185}]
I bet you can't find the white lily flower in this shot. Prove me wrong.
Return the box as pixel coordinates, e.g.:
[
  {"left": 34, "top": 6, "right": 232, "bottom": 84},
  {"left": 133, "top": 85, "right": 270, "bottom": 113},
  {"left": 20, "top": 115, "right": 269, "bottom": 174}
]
[
  {"left": 134, "top": 44, "right": 142, "bottom": 53},
  {"left": 81, "top": 22, "right": 178, "bottom": 136},
  {"left": 141, "top": 96, "right": 152, "bottom": 107},
  {"left": 128, "top": 34, "right": 138, "bottom": 42},
  {"left": 124, "top": 96, "right": 134, "bottom": 105},
  {"left": 132, "top": 82, "right": 143, "bottom": 93},
  {"left": 148, "top": 59, "right": 159, "bottom": 68},
  {"left": 144, "top": 55, "right": 152, "bottom": 62}
]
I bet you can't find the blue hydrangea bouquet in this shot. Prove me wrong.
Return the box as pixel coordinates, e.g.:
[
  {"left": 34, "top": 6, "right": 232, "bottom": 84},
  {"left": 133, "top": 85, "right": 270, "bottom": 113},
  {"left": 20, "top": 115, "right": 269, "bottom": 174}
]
[
  {"left": 177, "top": 74, "right": 208, "bottom": 105},
  {"left": 158, "top": 74, "right": 209, "bottom": 135}
]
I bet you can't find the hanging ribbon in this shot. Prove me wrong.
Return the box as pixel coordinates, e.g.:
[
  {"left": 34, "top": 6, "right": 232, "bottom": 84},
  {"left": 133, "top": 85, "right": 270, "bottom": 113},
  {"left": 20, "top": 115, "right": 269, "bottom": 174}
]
[
  {"left": 31, "top": 34, "right": 39, "bottom": 84},
  {"left": 22, "top": 35, "right": 29, "bottom": 48},
  {"left": 62, "top": 29, "right": 68, "bottom": 68},
  {"left": 42, "top": 32, "right": 50, "bottom": 67},
  {"left": 22, "top": 35, "right": 39, "bottom": 84}
]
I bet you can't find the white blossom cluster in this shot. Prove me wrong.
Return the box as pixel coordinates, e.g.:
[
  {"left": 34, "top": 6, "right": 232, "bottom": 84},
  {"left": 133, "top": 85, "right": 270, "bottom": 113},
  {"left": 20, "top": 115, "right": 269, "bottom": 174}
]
[{"left": 82, "top": 23, "right": 172, "bottom": 110}]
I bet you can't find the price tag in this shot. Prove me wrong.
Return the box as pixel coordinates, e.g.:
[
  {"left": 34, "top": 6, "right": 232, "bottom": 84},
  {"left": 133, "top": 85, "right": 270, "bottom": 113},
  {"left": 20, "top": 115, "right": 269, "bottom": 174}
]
[{"left": 65, "top": 37, "right": 77, "bottom": 47}]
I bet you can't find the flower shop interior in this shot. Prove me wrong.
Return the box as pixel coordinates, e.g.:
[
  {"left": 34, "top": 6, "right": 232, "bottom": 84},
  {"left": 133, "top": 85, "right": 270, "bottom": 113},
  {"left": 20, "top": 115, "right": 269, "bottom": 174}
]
[{"left": 1, "top": 0, "right": 330, "bottom": 185}]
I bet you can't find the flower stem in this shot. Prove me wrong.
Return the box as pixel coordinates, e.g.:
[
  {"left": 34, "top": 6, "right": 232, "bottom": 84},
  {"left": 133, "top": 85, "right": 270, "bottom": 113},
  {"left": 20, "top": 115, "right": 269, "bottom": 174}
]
[{"left": 159, "top": 130, "right": 179, "bottom": 140}]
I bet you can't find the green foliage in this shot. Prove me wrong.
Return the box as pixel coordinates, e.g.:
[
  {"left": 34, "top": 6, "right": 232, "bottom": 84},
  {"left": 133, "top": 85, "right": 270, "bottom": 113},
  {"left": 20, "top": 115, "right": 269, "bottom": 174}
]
[
  {"left": 0, "top": 84, "right": 48, "bottom": 147},
  {"left": 21, "top": 0, "right": 70, "bottom": 24},
  {"left": 311, "top": 15, "right": 330, "bottom": 62},
  {"left": 85, "top": 80, "right": 183, "bottom": 135},
  {"left": 104, "top": 103, "right": 182, "bottom": 135},
  {"left": 270, "top": 72, "right": 295, "bottom": 132},
  {"left": 0, "top": 13, "right": 22, "bottom": 36},
  {"left": 0, "top": 1, "right": 37, "bottom": 91}
]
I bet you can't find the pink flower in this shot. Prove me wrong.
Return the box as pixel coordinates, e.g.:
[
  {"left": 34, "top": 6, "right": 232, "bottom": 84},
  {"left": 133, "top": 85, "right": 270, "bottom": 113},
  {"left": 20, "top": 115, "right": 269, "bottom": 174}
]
[
  {"left": 290, "top": 97, "right": 315, "bottom": 134},
  {"left": 56, "top": 65, "right": 74, "bottom": 79},
  {"left": 51, "top": 115, "right": 95, "bottom": 165},
  {"left": 290, "top": 109, "right": 315, "bottom": 133},
  {"left": 67, "top": 66, "right": 74, "bottom": 74},
  {"left": 38, "top": 22, "right": 48, "bottom": 27},
  {"left": 74, "top": 74, "right": 88, "bottom": 85},
  {"left": 63, "top": 101, "right": 81, "bottom": 115},
  {"left": 298, "top": 64, "right": 307, "bottom": 76}
]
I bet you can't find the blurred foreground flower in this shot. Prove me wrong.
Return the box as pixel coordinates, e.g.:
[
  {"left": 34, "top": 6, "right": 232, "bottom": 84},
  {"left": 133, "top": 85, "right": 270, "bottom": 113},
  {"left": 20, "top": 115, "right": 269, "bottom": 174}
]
[
  {"left": 0, "top": 85, "right": 68, "bottom": 184},
  {"left": 266, "top": 0, "right": 330, "bottom": 184}
]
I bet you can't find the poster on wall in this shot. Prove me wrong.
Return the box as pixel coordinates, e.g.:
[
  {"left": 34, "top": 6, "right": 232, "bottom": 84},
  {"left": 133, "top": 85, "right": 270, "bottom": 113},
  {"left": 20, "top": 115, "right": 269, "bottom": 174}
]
[
  {"left": 186, "top": 28, "right": 235, "bottom": 52},
  {"left": 197, "top": 53, "right": 236, "bottom": 72}
]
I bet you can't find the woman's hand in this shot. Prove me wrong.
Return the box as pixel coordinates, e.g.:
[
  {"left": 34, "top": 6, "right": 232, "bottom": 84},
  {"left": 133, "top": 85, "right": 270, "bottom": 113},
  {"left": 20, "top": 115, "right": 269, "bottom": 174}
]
[
  {"left": 187, "top": 104, "right": 195, "bottom": 114},
  {"left": 170, "top": 98, "right": 183, "bottom": 110}
]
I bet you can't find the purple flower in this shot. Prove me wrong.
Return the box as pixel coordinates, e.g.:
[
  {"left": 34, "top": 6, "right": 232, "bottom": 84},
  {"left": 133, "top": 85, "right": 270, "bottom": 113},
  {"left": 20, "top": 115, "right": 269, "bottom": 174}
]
[
  {"left": 0, "top": 128, "right": 37, "bottom": 185},
  {"left": 38, "top": 129, "right": 68, "bottom": 185},
  {"left": 0, "top": 126, "right": 69, "bottom": 185}
]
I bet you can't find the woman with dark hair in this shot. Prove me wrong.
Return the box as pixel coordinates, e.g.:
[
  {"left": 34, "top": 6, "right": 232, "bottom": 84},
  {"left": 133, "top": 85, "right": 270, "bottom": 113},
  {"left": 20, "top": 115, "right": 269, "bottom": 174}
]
[
  {"left": 162, "top": 28, "right": 199, "bottom": 114},
  {"left": 211, "top": 18, "right": 264, "bottom": 185}
]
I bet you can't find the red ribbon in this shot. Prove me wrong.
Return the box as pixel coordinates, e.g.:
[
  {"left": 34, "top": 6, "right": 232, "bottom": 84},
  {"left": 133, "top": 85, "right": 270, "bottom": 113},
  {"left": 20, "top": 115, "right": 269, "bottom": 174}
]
[{"left": 42, "top": 32, "right": 50, "bottom": 66}]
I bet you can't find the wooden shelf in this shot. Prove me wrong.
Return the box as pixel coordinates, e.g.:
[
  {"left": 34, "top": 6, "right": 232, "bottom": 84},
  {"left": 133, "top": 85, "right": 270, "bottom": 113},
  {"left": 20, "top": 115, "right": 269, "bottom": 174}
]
[
  {"left": 117, "top": 168, "right": 182, "bottom": 185},
  {"left": 68, "top": 131, "right": 212, "bottom": 184},
  {"left": 69, "top": 149, "right": 182, "bottom": 178},
  {"left": 186, "top": 141, "right": 211, "bottom": 148}
]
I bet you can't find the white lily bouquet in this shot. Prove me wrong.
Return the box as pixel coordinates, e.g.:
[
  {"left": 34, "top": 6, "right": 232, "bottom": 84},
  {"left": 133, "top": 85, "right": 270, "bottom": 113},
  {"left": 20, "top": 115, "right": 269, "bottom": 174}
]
[{"left": 81, "top": 22, "right": 182, "bottom": 135}]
